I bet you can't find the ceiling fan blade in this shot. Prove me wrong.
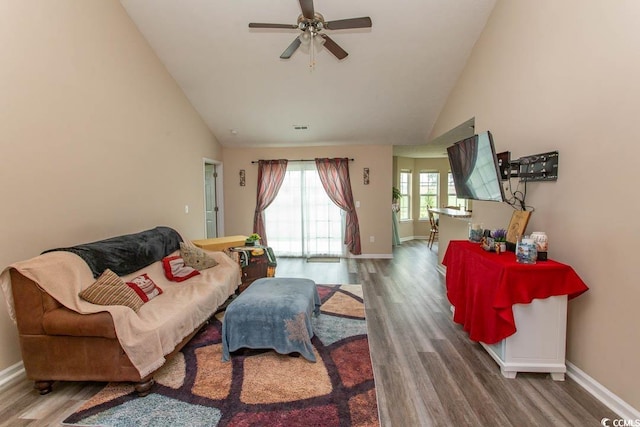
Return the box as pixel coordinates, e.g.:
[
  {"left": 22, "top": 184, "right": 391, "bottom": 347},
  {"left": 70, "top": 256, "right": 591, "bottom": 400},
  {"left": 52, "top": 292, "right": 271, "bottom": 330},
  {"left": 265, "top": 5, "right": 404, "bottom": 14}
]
[
  {"left": 325, "top": 17, "right": 372, "bottom": 30},
  {"left": 299, "top": 0, "right": 315, "bottom": 20},
  {"left": 320, "top": 34, "right": 348, "bottom": 60},
  {"left": 249, "top": 23, "right": 298, "bottom": 29},
  {"left": 280, "top": 37, "right": 302, "bottom": 59}
]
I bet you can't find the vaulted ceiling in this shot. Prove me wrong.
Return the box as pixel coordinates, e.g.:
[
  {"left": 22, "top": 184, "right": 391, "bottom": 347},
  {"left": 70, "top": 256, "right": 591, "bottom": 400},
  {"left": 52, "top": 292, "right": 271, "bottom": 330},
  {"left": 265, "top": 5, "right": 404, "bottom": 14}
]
[{"left": 120, "top": 0, "right": 495, "bottom": 157}]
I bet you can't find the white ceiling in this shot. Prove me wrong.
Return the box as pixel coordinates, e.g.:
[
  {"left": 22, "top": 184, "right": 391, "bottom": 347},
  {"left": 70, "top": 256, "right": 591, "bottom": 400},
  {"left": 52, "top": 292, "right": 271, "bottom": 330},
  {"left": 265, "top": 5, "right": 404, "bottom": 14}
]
[{"left": 120, "top": 0, "right": 495, "bottom": 157}]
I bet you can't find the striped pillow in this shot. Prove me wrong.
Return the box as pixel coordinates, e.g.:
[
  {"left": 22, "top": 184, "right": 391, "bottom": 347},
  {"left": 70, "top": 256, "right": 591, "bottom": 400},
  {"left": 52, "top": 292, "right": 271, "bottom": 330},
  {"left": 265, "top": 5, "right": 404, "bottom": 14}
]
[
  {"left": 79, "top": 269, "right": 144, "bottom": 312},
  {"left": 162, "top": 255, "right": 200, "bottom": 282}
]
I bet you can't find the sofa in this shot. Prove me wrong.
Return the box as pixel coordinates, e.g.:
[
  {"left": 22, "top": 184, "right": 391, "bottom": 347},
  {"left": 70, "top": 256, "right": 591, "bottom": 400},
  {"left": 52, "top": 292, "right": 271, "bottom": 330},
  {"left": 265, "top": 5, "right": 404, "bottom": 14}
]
[{"left": 0, "top": 226, "right": 241, "bottom": 396}]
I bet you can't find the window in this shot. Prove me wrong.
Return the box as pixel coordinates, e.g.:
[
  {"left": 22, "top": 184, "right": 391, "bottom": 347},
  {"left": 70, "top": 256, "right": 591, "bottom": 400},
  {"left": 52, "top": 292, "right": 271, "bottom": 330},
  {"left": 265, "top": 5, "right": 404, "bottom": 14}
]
[
  {"left": 447, "top": 172, "right": 466, "bottom": 209},
  {"left": 399, "top": 170, "right": 411, "bottom": 220},
  {"left": 419, "top": 172, "right": 439, "bottom": 219},
  {"left": 264, "top": 162, "right": 344, "bottom": 257}
]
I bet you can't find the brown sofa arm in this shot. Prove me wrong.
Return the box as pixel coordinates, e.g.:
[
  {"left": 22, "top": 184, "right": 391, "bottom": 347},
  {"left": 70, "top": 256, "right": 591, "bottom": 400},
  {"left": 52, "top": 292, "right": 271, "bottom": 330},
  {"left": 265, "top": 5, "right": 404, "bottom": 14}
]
[
  {"left": 10, "top": 269, "right": 117, "bottom": 339},
  {"left": 42, "top": 307, "right": 117, "bottom": 339}
]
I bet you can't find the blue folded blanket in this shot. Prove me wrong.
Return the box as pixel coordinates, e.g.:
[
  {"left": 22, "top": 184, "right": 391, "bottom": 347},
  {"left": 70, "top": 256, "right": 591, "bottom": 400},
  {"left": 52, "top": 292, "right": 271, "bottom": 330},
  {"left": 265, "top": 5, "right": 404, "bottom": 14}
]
[{"left": 222, "top": 277, "right": 321, "bottom": 362}]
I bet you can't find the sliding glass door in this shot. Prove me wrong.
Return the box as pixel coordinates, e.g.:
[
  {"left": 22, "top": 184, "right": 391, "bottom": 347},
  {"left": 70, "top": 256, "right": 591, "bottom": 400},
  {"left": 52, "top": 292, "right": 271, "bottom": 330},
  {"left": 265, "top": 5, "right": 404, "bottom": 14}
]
[{"left": 264, "top": 162, "right": 344, "bottom": 257}]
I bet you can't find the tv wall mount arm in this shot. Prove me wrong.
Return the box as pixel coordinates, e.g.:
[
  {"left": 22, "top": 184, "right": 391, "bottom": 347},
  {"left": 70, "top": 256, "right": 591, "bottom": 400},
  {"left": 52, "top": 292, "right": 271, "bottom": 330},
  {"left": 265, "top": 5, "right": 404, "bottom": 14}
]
[{"left": 497, "top": 150, "right": 559, "bottom": 182}]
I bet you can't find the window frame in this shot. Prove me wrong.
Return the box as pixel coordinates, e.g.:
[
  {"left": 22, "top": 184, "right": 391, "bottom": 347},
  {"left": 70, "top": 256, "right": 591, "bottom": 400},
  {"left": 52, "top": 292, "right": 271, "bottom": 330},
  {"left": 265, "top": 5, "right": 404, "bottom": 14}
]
[
  {"left": 399, "top": 170, "right": 412, "bottom": 221},
  {"left": 418, "top": 171, "right": 439, "bottom": 220}
]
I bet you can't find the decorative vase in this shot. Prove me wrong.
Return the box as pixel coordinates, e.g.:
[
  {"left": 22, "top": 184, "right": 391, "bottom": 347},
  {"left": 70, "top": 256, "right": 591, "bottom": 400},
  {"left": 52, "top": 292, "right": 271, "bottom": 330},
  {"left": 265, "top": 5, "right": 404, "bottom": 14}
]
[
  {"left": 516, "top": 236, "right": 537, "bottom": 264},
  {"left": 530, "top": 231, "right": 548, "bottom": 261},
  {"left": 498, "top": 242, "right": 507, "bottom": 253},
  {"left": 468, "top": 223, "right": 484, "bottom": 243}
]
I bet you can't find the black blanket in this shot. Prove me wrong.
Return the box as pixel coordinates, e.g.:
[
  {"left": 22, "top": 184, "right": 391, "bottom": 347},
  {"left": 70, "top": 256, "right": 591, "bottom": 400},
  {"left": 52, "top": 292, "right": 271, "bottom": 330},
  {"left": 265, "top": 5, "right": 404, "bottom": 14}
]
[{"left": 43, "top": 226, "right": 183, "bottom": 278}]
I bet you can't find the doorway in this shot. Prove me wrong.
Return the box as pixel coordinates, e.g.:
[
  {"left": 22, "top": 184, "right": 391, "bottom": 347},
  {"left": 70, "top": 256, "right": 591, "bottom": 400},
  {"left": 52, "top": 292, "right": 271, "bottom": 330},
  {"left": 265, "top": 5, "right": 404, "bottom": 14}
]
[{"left": 203, "top": 159, "right": 223, "bottom": 238}]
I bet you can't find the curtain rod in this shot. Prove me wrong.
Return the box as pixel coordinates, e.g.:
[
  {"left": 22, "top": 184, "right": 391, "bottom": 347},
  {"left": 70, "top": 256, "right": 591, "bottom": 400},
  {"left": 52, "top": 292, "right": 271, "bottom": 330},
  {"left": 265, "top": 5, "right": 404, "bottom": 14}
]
[{"left": 251, "top": 158, "right": 354, "bottom": 164}]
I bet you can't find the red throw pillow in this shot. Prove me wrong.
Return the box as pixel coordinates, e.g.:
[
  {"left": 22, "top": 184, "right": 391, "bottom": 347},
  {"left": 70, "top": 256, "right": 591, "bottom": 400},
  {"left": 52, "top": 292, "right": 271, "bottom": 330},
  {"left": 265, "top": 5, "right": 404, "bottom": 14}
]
[
  {"left": 162, "top": 256, "right": 200, "bottom": 282},
  {"left": 126, "top": 274, "right": 163, "bottom": 302}
]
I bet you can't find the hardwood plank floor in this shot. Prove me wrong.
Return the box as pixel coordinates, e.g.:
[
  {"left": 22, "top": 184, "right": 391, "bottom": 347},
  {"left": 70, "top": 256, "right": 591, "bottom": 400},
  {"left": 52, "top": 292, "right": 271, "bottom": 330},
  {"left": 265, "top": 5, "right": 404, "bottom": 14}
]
[{"left": 0, "top": 240, "right": 618, "bottom": 426}]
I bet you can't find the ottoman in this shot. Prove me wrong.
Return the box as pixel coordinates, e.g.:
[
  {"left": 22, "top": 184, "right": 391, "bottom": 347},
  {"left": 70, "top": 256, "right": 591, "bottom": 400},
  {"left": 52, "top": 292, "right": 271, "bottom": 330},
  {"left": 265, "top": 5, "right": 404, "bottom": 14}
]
[{"left": 221, "top": 277, "right": 321, "bottom": 362}]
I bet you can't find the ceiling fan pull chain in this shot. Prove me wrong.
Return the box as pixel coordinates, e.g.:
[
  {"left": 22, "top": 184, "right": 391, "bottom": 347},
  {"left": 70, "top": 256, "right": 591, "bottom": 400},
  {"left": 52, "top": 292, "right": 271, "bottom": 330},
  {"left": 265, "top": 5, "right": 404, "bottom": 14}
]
[{"left": 310, "top": 32, "right": 315, "bottom": 71}]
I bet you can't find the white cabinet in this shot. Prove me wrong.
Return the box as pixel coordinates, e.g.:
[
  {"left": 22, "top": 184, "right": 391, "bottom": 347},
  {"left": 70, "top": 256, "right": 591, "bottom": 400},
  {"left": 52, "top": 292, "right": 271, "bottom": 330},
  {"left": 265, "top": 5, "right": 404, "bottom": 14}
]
[{"left": 480, "top": 295, "right": 568, "bottom": 381}]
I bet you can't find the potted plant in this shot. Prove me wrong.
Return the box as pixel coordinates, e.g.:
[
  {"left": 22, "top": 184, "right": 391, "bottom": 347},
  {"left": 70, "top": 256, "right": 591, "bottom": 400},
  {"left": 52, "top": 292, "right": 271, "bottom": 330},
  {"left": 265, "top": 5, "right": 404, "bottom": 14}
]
[
  {"left": 392, "top": 186, "right": 401, "bottom": 202},
  {"left": 392, "top": 187, "right": 401, "bottom": 213},
  {"left": 492, "top": 228, "right": 507, "bottom": 252},
  {"left": 245, "top": 233, "right": 261, "bottom": 246}
]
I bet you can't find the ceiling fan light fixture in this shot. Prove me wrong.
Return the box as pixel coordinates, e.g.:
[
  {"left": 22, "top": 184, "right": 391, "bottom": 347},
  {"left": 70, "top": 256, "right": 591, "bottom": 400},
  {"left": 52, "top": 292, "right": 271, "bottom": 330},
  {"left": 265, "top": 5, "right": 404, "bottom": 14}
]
[
  {"left": 299, "top": 31, "right": 311, "bottom": 43},
  {"left": 249, "top": 0, "right": 371, "bottom": 63}
]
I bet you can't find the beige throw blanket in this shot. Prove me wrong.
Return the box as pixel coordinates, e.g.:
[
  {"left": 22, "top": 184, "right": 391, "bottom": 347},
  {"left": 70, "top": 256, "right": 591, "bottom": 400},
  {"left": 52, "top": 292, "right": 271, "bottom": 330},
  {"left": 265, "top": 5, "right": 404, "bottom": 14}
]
[{"left": 0, "top": 249, "right": 240, "bottom": 378}]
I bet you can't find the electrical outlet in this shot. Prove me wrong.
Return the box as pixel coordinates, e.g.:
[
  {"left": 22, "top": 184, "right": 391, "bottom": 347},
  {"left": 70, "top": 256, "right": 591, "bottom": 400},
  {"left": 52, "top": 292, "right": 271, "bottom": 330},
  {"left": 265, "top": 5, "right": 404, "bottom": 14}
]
[
  {"left": 369, "top": 236, "right": 375, "bottom": 243},
  {"left": 184, "top": 205, "right": 189, "bottom": 214}
]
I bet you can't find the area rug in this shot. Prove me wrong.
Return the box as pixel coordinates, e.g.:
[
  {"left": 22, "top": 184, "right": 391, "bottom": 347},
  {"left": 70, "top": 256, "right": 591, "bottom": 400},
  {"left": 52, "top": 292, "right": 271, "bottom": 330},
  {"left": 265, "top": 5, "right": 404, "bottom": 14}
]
[{"left": 63, "top": 284, "right": 378, "bottom": 427}]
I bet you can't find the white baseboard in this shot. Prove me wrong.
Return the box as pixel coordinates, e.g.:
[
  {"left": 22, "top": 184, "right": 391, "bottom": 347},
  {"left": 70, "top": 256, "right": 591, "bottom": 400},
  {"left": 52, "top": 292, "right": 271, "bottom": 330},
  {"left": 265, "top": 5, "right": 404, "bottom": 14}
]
[
  {"left": 566, "top": 361, "right": 640, "bottom": 420},
  {"left": 0, "top": 361, "right": 25, "bottom": 391}
]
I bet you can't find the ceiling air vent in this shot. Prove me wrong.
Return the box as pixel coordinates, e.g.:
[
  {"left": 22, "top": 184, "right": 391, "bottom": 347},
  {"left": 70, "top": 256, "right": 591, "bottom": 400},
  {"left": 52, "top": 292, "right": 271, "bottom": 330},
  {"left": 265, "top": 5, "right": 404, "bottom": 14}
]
[{"left": 293, "top": 125, "right": 309, "bottom": 130}]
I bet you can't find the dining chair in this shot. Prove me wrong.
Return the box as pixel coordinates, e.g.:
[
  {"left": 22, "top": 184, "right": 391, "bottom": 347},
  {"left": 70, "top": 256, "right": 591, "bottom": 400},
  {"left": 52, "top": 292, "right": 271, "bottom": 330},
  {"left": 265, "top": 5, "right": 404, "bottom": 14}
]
[{"left": 427, "top": 209, "right": 439, "bottom": 249}]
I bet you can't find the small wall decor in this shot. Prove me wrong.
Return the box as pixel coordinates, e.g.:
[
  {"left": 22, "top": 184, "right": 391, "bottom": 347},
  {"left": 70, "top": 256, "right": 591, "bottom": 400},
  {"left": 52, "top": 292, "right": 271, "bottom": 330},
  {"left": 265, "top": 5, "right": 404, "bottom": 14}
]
[
  {"left": 363, "top": 168, "right": 370, "bottom": 185},
  {"left": 239, "top": 169, "right": 246, "bottom": 186}
]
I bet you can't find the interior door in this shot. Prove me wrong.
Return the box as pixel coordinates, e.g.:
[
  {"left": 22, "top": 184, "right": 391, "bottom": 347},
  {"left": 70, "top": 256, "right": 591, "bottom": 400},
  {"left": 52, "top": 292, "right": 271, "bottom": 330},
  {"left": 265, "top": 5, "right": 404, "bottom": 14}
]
[{"left": 204, "top": 163, "right": 218, "bottom": 238}]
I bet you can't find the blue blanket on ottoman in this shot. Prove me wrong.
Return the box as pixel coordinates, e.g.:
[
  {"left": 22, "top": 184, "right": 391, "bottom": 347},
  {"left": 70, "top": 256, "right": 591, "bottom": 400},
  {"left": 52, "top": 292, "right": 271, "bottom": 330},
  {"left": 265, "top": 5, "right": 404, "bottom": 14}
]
[{"left": 221, "top": 278, "right": 321, "bottom": 362}]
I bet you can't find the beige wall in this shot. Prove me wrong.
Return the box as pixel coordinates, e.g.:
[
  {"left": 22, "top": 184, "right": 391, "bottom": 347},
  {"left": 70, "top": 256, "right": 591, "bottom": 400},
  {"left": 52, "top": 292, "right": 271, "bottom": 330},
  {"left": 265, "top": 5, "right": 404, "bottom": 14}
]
[
  {"left": 0, "top": 1, "right": 222, "bottom": 371},
  {"left": 222, "top": 145, "right": 393, "bottom": 256},
  {"left": 431, "top": 0, "right": 640, "bottom": 409}
]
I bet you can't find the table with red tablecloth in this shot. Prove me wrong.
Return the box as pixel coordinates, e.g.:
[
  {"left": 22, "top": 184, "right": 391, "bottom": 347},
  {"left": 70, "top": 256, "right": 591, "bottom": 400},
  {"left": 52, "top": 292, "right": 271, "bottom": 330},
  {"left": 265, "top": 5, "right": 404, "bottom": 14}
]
[{"left": 442, "top": 240, "right": 588, "bottom": 344}]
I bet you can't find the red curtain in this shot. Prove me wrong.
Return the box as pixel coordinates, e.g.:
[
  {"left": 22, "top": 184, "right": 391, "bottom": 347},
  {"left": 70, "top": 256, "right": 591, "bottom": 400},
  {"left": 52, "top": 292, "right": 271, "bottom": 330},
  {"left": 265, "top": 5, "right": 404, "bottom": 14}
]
[
  {"left": 315, "top": 158, "right": 362, "bottom": 255},
  {"left": 253, "top": 160, "right": 288, "bottom": 246}
]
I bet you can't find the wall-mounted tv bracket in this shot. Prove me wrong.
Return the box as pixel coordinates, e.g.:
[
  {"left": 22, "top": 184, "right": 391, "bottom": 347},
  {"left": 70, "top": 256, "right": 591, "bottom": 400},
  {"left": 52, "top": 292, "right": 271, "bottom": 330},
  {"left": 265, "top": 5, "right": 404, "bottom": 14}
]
[
  {"left": 509, "top": 161, "right": 520, "bottom": 178},
  {"left": 497, "top": 151, "right": 521, "bottom": 181},
  {"left": 517, "top": 151, "right": 559, "bottom": 182},
  {"left": 496, "top": 151, "right": 511, "bottom": 181}
]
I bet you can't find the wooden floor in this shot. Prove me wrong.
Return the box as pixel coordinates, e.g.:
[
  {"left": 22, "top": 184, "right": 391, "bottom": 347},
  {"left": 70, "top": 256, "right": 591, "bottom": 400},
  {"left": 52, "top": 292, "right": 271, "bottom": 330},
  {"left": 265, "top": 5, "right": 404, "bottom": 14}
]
[{"left": 0, "top": 240, "right": 617, "bottom": 426}]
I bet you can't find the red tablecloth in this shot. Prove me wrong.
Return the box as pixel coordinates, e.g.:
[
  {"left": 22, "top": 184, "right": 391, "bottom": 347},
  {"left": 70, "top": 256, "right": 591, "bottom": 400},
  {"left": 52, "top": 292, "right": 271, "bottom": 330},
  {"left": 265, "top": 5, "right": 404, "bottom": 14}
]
[{"left": 442, "top": 240, "right": 588, "bottom": 344}]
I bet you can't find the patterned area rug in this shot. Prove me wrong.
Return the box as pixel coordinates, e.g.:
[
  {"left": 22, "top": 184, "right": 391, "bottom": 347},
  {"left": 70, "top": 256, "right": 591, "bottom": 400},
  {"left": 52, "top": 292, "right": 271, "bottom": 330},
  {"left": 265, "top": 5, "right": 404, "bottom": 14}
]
[{"left": 63, "top": 284, "right": 378, "bottom": 427}]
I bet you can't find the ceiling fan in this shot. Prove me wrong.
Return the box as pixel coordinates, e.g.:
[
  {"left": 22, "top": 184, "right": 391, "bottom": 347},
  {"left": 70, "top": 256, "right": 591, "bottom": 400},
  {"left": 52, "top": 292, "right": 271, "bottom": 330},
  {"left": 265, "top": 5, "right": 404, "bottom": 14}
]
[{"left": 248, "top": 0, "right": 372, "bottom": 61}]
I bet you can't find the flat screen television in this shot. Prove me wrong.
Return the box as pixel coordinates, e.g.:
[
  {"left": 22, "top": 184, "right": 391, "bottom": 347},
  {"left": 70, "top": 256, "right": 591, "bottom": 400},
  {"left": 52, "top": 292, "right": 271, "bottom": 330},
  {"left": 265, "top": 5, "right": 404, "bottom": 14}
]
[{"left": 447, "top": 131, "right": 505, "bottom": 202}]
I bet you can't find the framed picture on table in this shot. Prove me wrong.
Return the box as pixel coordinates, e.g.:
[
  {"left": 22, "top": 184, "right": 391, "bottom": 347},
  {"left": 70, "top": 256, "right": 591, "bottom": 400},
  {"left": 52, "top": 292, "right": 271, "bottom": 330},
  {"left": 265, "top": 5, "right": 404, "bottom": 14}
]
[{"left": 506, "top": 210, "right": 532, "bottom": 250}]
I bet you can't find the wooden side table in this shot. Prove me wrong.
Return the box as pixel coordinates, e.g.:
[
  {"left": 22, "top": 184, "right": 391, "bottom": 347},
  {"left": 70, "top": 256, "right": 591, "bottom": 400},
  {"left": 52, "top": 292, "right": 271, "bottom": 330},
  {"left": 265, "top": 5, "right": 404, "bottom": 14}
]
[{"left": 230, "top": 246, "right": 277, "bottom": 293}]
